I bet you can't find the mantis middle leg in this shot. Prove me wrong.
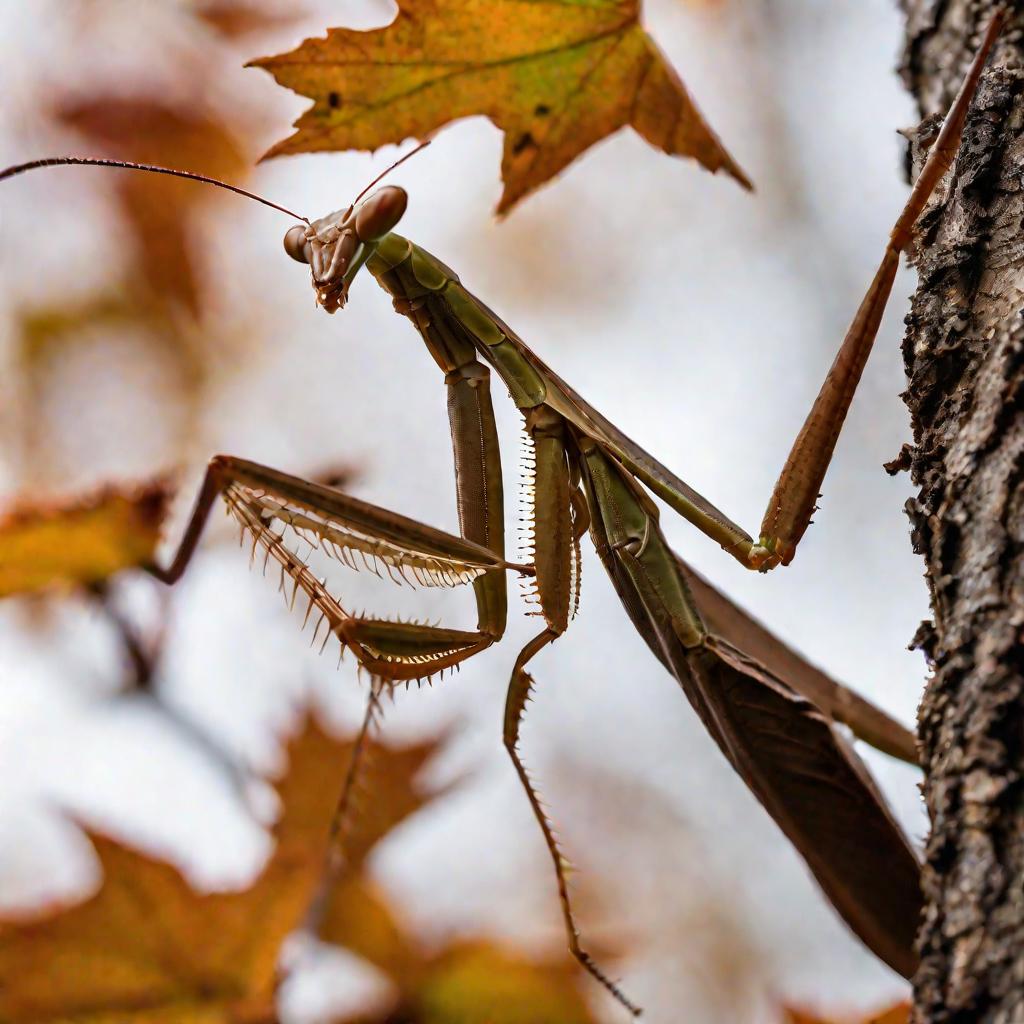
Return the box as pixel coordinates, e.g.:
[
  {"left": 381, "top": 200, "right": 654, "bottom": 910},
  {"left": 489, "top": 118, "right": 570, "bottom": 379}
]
[{"left": 497, "top": 406, "right": 641, "bottom": 1013}]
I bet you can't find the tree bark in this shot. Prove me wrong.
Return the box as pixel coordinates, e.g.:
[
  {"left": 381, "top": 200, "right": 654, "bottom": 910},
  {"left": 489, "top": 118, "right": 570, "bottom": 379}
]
[{"left": 897, "top": 4, "right": 1024, "bottom": 1022}]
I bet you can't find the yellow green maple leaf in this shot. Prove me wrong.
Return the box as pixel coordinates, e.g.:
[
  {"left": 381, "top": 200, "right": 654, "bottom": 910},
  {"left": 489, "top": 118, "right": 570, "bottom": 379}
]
[{"left": 251, "top": 0, "right": 750, "bottom": 212}]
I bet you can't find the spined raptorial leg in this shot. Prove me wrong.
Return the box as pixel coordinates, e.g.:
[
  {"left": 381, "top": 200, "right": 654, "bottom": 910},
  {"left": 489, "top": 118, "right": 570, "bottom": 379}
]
[
  {"left": 148, "top": 454, "right": 522, "bottom": 680},
  {"left": 500, "top": 409, "right": 640, "bottom": 1016}
]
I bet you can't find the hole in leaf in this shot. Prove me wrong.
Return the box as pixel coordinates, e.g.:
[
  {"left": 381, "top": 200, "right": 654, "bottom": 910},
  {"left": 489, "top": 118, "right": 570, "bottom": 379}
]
[{"left": 512, "top": 132, "right": 536, "bottom": 155}]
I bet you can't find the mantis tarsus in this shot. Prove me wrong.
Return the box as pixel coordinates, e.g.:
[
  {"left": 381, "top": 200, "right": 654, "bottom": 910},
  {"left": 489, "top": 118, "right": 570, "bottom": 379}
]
[{"left": 1, "top": 9, "right": 1005, "bottom": 1014}]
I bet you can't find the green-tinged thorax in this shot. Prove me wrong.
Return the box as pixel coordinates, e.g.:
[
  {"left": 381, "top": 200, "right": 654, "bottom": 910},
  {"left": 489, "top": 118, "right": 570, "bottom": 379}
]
[{"left": 367, "top": 233, "right": 548, "bottom": 409}]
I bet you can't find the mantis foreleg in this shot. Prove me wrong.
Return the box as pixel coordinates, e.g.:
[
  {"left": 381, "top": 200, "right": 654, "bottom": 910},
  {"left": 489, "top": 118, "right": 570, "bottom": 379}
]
[
  {"left": 149, "top": 455, "right": 515, "bottom": 680},
  {"left": 374, "top": 252, "right": 509, "bottom": 639}
]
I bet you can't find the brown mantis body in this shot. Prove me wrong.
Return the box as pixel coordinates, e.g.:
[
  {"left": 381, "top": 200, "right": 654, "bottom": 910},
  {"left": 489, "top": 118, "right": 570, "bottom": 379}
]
[{"left": 0, "top": 10, "right": 1006, "bottom": 1013}]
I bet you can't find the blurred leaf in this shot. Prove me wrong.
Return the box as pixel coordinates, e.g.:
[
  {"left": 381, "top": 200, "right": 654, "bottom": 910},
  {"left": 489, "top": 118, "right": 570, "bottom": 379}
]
[
  {"left": 193, "top": 0, "right": 305, "bottom": 40},
  {"left": 351, "top": 941, "right": 600, "bottom": 1024},
  {"left": 333, "top": 725, "right": 458, "bottom": 873},
  {"left": 0, "top": 714, "right": 457, "bottom": 1022},
  {"left": 311, "top": 725, "right": 605, "bottom": 1024},
  {"left": 869, "top": 1007, "right": 911, "bottom": 1024},
  {"left": 9, "top": 294, "right": 197, "bottom": 490},
  {"left": 783, "top": 1002, "right": 911, "bottom": 1024},
  {"left": 16, "top": 295, "right": 152, "bottom": 362},
  {"left": 0, "top": 481, "right": 170, "bottom": 599},
  {"left": 303, "top": 723, "right": 456, "bottom": 1000},
  {"left": 5, "top": 9, "right": 284, "bottom": 487},
  {"left": 319, "top": 874, "right": 418, "bottom": 980},
  {"left": 57, "top": 98, "right": 248, "bottom": 312},
  {"left": 0, "top": 714, "right": 348, "bottom": 1022},
  {"left": 251, "top": 0, "right": 750, "bottom": 213},
  {"left": 0, "top": 831, "right": 285, "bottom": 1023}
]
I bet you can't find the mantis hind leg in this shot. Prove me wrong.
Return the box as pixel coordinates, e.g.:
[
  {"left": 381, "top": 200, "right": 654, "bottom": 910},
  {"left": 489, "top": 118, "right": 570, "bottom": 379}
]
[{"left": 758, "top": 10, "right": 1004, "bottom": 567}]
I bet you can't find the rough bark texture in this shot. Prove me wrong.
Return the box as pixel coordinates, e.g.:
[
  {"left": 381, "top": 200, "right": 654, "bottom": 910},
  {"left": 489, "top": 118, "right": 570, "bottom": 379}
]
[{"left": 898, "top": 4, "right": 1024, "bottom": 1022}]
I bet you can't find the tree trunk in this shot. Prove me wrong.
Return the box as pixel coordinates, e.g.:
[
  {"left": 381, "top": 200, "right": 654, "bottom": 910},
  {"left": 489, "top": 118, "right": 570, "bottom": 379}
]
[{"left": 897, "top": 4, "right": 1024, "bottom": 1022}]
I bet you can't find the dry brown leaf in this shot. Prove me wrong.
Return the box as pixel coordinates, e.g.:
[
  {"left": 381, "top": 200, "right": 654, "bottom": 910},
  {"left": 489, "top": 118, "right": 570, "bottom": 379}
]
[
  {"left": 0, "top": 714, "right": 456, "bottom": 1022},
  {"left": 0, "top": 715, "right": 338, "bottom": 1022},
  {"left": 311, "top": 728, "right": 605, "bottom": 1022},
  {"left": 869, "top": 1006, "right": 911, "bottom": 1024},
  {"left": 334, "top": 726, "right": 458, "bottom": 873},
  {"left": 0, "top": 481, "right": 170, "bottom": 599},
  {"left": 57, "top": 99, "right": 248, "bottom": 312},
  {"left": 319, "top": 874, "right": 418, "bottom": 981},
  {"left": 251, "top": 0, "right": 750, "bottom": 213}
]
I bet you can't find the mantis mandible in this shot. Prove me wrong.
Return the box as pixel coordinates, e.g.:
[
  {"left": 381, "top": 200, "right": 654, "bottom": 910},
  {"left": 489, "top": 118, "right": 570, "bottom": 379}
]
[{"left": 0, "top": 10, "right": 1005, "bottom": 1014}]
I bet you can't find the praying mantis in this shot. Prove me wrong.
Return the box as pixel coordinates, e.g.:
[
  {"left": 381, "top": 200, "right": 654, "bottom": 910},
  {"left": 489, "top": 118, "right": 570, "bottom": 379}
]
[{"left": 1, "top": 9, "right": 1006, "bottom": 1014}]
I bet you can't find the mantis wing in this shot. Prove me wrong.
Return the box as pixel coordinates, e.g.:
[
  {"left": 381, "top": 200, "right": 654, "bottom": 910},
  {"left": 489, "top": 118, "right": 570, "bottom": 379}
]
[
  {"left": 582, "top": 453, "right": 921, "bottom": 979},
  {"left": 676, "top": 558, "right": 918, "bottom": 765}
]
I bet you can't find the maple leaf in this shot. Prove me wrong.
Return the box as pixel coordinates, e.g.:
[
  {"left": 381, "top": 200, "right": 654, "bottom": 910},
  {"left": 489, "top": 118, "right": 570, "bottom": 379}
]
[
  {"left": 251, "top": 0, "right": 750, "bottom": 213},
  {"left": 0, "top": 714, "right": 453, "bottom": 1023},
  {"left": 319, "top": 875, "right": 418, "bottom": 981},
  {"left": 0, "top": 481, "right": 170, "bottom": 599},
  {"left": 0, "top": 716, "right": 327, "bottom": 1023},
  {"left": 337, "top": 727, "right": 459, "bottom": 872}
]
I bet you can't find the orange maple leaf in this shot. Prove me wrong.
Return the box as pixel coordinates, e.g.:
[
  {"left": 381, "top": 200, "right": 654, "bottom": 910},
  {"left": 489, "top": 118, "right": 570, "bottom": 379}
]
[{"left": 251, "top": 0, "right": 750, "bottom": 213}]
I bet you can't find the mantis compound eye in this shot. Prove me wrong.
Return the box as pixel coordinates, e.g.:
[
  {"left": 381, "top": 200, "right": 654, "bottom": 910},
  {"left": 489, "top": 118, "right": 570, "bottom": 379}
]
[
  {"left": 354, "top": 185, "right": 407, "bottom": 242},
  {"left": 284, "top": 224, "right": 311, "bottom": 263}
]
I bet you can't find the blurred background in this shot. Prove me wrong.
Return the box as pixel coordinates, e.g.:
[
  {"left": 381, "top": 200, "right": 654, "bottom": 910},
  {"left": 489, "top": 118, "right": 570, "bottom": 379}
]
[{"left": 0, "top": 1, "right": 928, "bottom": 1020}]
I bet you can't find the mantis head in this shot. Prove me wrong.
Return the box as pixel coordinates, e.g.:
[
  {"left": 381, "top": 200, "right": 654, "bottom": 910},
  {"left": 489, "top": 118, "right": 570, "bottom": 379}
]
[{"left": 283, "top": 185, "right": 408, "bottom": 313}]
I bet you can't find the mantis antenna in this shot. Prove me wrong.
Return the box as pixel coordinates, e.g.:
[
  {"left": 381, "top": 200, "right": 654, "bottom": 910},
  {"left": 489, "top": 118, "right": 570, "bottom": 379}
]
[
  {"left": 0, "top": 143, "right": 433, "bottom": 225},
  {"left": 348, "top": 139, "right": 432, "bottom": 211},
  {"left": 0, "top": 156, "right": 310, "bottom": 223}
]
